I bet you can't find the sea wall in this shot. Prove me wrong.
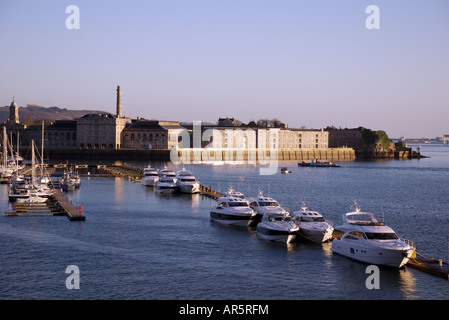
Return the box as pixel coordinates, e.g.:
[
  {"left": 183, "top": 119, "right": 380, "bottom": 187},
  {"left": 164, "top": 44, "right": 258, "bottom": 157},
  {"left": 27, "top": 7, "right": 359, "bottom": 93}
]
[{"left": 20, "top": 147, "right": 356, "bottom": 162}]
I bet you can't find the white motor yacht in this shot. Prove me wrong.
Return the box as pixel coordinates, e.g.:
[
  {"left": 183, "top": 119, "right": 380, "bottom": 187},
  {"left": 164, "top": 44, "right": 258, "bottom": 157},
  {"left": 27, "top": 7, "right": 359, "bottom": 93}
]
[
  {"left": 224, "top": 186, "right": 246, "bottom": 201},
  {"left": 159, "top": 166, "right": 177, "bottom": 180},
  {"left": 331, "top": 201, "right": 415, "bottom": 268},
  {"left": 256, "top": 212, "right": 299, "bottom": 243},
  {"left": 291, "top": 202, "right": 334, "bottom": 243},
  {"left": 248, "top": 189, "right": 288, "bottom": 227},
  {"left": 155, "top": 176, "right": 178, "bottom": 193},
  {"left": 176, "top": 168, "right": 200, "bottom": 193},
  {"left": 61, "top": 170, "right": 81, "bottom": 191},
  {"left": 141, "top": 166, "right": 159, "bottom": 187},
  {"left": 16, "top": 191, "right": 48, "bottom": 203},
  {"left": 210, "top": 196, "right": 254, "bottom": 227}
]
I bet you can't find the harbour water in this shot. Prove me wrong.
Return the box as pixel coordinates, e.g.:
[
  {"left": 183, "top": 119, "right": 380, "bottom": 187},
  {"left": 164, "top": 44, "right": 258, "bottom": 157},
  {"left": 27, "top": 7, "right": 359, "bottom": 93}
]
[{"left": 1, "top": 143, "right": 448, "bottom": 300}]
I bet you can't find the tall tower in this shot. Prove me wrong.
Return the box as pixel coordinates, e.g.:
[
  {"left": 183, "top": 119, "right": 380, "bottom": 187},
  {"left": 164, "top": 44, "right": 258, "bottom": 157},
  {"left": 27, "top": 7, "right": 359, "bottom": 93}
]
[
  {"left": 9, "top": 97, "right": 19, "bottom": 124},
  {"left": 116, "top": 85, "right": 122, "bottom": 118}
]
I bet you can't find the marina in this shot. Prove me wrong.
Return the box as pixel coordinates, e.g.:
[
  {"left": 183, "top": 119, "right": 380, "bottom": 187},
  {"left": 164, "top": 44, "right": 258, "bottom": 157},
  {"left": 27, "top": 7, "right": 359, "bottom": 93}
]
[{"left": 1, "top": 143, "right": 449, "bottom": 300}]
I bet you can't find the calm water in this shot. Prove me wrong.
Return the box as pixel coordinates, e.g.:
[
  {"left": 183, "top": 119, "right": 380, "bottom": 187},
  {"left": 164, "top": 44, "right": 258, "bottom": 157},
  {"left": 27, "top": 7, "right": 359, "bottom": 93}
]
[{"left": 1, "top": 143, "right": 448, "bottom": 300}]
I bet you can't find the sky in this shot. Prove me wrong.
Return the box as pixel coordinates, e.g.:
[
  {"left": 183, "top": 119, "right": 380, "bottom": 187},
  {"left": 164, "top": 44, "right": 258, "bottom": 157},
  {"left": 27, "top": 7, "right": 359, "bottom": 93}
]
[{"left": 1, "top": 0, "right": 448, "bottom": 138}]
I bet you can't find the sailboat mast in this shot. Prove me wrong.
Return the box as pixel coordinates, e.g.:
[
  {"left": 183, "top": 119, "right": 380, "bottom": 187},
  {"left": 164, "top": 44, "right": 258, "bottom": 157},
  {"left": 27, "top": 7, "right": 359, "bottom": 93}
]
[
  {"left": 31, "top": 139, "right": 35, "bottom": 185},
  {"left": 3, "top": 127, "right": 7, "bottom": 167},
  {"left": 41, "top": 121, "right": 44, "bottom": 167}
]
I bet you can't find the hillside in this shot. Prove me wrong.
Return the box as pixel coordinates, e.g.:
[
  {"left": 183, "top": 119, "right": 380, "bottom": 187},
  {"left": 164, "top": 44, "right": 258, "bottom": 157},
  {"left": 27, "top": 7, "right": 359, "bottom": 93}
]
[{"left": 1, "top": 104, "right": 110, "bottom": 124}]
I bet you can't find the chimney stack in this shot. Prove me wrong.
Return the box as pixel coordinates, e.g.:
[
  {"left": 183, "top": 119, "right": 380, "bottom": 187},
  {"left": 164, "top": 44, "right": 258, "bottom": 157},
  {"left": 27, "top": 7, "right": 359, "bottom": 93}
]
[{"left": 116, "top": 85, "right": 122, "bottom": 118}]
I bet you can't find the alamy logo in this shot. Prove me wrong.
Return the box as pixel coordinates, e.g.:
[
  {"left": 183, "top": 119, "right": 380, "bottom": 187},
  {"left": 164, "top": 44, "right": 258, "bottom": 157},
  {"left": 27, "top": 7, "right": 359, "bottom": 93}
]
[
  {"left": 169, "top": 121, "right": 279, "bottom": 175},
  {"left": 365, "top": 265, "right": 380, "bottom": 289},
  {"left": 365, "top": 5, "right": 380, "bottom": 30},
  {"left": 66, "top": 5, "right": 80, "bottom": 30},
  {"left": 65, "top": 265, "right": 80, "bottom": 289}
]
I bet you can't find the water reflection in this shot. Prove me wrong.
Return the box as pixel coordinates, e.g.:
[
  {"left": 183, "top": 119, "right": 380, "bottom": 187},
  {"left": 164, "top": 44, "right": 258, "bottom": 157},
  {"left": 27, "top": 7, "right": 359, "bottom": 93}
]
[
  {"left": 114, "top": 176, "right": 123, "bottom": 204},
  {"left": 398, "top": 268, "right": 418, "bottom": 299}
]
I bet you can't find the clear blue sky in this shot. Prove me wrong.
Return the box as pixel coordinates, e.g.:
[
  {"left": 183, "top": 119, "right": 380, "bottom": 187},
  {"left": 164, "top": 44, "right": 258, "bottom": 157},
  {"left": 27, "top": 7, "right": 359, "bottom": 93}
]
[{"left": 1, "top": 0, "right": 448, "bottom": 138}]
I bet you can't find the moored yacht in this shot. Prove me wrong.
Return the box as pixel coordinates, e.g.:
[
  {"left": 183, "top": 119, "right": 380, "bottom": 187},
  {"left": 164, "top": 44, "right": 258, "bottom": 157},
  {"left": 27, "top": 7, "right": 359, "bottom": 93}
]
[
  {"left": 210, "top": 196, "right": 254, "bottom": 227},
  {"left": 61, "top": 170, "right": 81, "bottom": 191},
  {"left": 224, "top": 186, "right": 246, "bottom": 201},
  {"left": 159, "top": 165, "right": 177, "bottom": 179},
  {"left": 155, "top": 176, "right": 178, "bottom": 193},
  {"left": 256, "top": 212, "right": 299, "bottom": 243},
  {"left": 248, "top": 189, "right": 288, "bottom": 227},
  {"left": 16, "top": 191, "right": 48, "bottom": 203},
  {"left": 331, "top": 201, "right": 415, "bottom": 268},
  {"left": 291, "top": 202, "right": 334, "bottom": 243},
  {"left": 141, "top": 165, "right": 159, "bottom": 187},
  {"left": 176, "top": 168, "right": 200, "bottom": 193}
]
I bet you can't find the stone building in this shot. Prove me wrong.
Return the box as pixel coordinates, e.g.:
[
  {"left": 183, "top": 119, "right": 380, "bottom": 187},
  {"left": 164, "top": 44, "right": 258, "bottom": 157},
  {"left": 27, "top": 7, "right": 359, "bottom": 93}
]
[
  {"left": 121, "top": 119, "right": 185, "bottom": 150},
  {"left": 1, "top": 98, "right": 26, "bottom": 148},
  {"left": 75, "top": 85, "right": 131, "bottom": 149},
  {"left": 76, "top": 113, "right": 131, "bottom": 149},
  {"left": 199, "top": 124, "right": 328, "bottom": 150},
  {"left": 280, "top": 129, "right": 329, "bottom": 149},
  {"left": 184, "top": 118, "right": 329, "bottom": 149},
  {"left": 45, "top": 120, "right": 77, "bottom": 149}
]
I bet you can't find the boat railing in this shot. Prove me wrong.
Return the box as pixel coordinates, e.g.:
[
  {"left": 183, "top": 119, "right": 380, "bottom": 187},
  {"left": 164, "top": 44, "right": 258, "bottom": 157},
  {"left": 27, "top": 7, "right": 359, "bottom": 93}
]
[
  {"left": 401, "top": 238, "right": 416, "bottom": 250},
  {"left": 343, "top": 233, "right": 416, "bottom": 249}
]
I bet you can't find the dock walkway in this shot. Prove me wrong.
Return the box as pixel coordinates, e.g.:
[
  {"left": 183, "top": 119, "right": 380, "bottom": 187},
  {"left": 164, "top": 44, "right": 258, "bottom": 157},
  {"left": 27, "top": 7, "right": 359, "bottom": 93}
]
[
  {"left": 407, "top": 253, "right": 449, "bottom": 279},
  {"left": 52, "top": 189, "right": 86, "bottom": 221},
  {"left": 199, "top": 185, "right": 225, "bottom": 200},
  {"left": 95, "top": 165, "right": 143, "bottom": 182},
  {"left": 5, "top": 190, "right": 85, "bottom": 221}
]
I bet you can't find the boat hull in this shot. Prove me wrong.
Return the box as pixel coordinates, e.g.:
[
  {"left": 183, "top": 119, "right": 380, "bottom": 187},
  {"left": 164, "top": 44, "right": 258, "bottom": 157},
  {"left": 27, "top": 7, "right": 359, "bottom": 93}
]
[
  {"left": 177, "top": 183, "right": 200, "bottom": 194},
  {"left": 296, "top": 226, "right": 334, "bottom": 243},
  {"left": 331, "top": 239, "right": 414, "bottom": 268},
  {"left": 141, "top": 177, "right": 158, "bottom": 187},
  {"left": 210, "top": 211, "right": 251, "bottom": 227},
  {"left": 257, "top": 225, "right": 297, "bottom": 243},
  {"left": 155, "top": 184, "right": 178, "bottom": 193}
]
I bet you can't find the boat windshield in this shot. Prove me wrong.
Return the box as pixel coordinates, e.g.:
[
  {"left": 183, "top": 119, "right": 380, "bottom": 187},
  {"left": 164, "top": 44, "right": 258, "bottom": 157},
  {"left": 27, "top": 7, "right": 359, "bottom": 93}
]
[
  {"left": 180, "top": 178, "right": 196, "bottom": 182},
  {"left": 258, "top": 201, "right": 279, "bottom": 207},
  {"left": 365, "top": 232, "right": 399, "bottom": 240},
  {"left": 299, "top": 216, "right": 325, "bottom": 222},
  {"left": 228, "top": 202, "right": 249, "bottom": 207},
  {"left": 267, "top": 215, "right": 291, "bottom": 222}
]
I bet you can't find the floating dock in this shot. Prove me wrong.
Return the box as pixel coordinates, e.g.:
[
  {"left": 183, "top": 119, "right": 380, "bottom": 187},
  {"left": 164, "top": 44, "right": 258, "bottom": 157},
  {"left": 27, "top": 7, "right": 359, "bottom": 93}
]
[
  {"left": 52, "top": 189, "right": 86, "bottom": 221},
  {"left": 5, "top": 189, "right": 85, "bottom": 221},
  {"left": 96, "top": 165, "right": 143, "bottom": 182},
  {"left": 199, "top": 185, "right": 225, "bottom": 200},
  {"left": 407, "top": 253, "right": 449, "bottom": 279}
]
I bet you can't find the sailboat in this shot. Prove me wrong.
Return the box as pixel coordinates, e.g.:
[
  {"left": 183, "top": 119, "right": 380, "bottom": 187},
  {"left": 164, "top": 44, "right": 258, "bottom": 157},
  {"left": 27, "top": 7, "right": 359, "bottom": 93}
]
[
  {"left": 0, "top": 127, "right": 17, "bottom": 183},
  {"left": 8, "top": 139, "right": 54, "bottom": 202}
]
